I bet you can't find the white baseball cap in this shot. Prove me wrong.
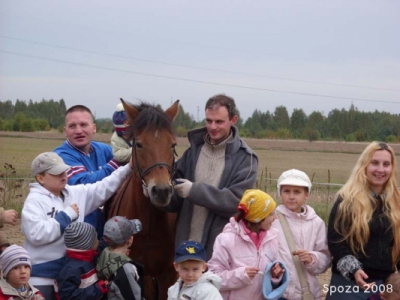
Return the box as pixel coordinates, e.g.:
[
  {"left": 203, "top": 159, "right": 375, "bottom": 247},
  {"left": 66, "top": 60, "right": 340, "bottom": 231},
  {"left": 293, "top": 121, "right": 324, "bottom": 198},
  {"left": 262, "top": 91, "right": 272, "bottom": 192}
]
[
  {"left": 31, "top": 152, "right": 70, "bottom": 176},
  {"left": 277, "top": 169, "right": 312, "bottom": 195}
]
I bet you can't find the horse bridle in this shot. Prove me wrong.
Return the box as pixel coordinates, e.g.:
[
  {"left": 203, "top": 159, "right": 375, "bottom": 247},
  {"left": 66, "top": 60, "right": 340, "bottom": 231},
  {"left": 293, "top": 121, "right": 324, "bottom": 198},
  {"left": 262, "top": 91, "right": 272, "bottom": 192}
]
[{"left": 133, "top": 140, "right": 178, "bottom": 187}]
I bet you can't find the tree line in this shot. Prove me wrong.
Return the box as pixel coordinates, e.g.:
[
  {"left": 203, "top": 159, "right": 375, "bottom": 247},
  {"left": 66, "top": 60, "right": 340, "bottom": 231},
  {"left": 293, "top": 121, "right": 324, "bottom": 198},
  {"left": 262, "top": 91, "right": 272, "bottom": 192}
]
[{"left": 1, "top": 99, "right": 400, "bottom": 142}]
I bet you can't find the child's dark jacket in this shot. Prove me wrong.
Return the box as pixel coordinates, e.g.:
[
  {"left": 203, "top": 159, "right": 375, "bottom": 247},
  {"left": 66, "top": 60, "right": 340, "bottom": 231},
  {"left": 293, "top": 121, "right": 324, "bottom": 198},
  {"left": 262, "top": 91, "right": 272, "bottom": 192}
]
[
  {"left": 96, "top": 247, "right": 143, "bottom": 300},
  {"left": 56, "top": 249, "right": 108, "bottom": 300}
]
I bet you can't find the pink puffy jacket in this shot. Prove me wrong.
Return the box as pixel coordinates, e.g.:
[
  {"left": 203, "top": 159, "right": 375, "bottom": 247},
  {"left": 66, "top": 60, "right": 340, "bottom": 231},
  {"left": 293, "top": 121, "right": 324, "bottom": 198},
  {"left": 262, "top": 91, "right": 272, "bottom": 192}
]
[
  {"left": 208, "top": 217, "right": 280, "bottom": 300},
  {"left": 272, "top": 204, "right": 331, "bottom": 300}
]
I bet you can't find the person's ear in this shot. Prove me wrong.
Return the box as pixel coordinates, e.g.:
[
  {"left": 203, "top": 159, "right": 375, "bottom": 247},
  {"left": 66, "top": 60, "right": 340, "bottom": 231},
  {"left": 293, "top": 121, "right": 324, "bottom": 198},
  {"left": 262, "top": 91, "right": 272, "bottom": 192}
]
[
  {"left": 230, "top": 115, "right": 238, "bottom": 125},
  {"left": 202, "top": 262, "right": 207, "bottom": 272},
  {"left": 173, "top": 262, "right": 179, "bottom": 272},
  {"left": 93, "top": 123, "right": 97, "bottom": 134},
  {"left": 36, "top": 174, "right": 45, "bottom": 185}
]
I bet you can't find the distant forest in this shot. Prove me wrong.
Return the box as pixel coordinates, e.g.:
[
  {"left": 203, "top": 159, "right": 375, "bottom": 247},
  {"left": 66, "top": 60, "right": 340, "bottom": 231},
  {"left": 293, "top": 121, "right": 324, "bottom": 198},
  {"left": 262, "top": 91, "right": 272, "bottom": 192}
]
[{"left": 1, "top": 99, "right": 400, "bottom": 142}]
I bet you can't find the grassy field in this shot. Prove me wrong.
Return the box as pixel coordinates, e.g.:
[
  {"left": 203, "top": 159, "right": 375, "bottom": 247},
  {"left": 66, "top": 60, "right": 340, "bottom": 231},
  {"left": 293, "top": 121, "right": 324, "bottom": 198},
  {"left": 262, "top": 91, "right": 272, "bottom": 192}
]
[{"left": 2, "top": 131, "right": 400, "bottom": 223}]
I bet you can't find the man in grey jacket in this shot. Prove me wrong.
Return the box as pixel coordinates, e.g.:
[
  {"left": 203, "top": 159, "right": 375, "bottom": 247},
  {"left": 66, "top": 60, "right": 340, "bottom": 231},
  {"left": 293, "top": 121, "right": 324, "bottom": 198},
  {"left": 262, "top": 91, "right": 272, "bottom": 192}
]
[{"left": 165, "top": 94, "right": 258, "bottom": 260}]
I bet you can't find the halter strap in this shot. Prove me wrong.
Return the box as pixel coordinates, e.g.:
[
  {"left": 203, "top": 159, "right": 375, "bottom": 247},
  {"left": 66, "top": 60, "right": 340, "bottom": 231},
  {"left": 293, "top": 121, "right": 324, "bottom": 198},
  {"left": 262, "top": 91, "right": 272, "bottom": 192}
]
[{"left": 133, "top": 140, "right": 177, "bottom": 186}]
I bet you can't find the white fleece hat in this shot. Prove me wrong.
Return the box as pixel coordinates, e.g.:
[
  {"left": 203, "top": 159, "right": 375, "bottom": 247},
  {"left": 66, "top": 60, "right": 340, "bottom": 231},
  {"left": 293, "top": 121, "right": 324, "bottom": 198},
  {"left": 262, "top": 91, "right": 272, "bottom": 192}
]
[{"left": 277, "top": 169, "right": 312, "bottom": 195}]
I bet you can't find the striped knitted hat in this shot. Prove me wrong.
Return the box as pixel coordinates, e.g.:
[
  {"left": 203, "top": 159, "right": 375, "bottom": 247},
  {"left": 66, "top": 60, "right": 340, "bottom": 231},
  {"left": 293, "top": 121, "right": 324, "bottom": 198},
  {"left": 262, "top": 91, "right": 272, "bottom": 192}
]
[
  {"left": 113, "top": 103, "right": 129, "bottom": 136},
  {"left": 0, "top": 244, "right": 31, "bottom": 277},
  {"left": 64, "top": 222, "right": 97, "bottom": 250}
]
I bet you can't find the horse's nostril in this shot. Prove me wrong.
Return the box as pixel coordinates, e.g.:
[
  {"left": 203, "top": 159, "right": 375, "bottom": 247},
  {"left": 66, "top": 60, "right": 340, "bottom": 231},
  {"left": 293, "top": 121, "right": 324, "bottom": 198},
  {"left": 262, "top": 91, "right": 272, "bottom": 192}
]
[{"left": 151, "top": 185, "right": 172, "bottom": 201}]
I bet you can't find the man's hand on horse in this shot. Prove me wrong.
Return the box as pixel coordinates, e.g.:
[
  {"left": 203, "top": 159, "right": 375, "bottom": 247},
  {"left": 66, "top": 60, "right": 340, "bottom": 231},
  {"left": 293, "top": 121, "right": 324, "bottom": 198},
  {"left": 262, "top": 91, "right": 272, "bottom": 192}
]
[{"left": 173, "top": 178, "right": 193, "bottom": 198}]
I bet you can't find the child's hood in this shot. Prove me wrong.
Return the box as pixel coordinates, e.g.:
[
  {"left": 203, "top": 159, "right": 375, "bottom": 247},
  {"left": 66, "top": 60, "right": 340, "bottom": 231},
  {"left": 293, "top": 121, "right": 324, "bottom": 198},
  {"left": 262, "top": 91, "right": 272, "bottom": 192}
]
[
  {"left": 197, "top": 271, "right": 222, "bottom": 289},
  {"left": 223, "top": 217, "right": 279, "bottom": 243},
  {"left": 29, "top": 182, "right": 70, "bottom": 198},
  {"left": 276, "top": 204, "right": 318, "bottom": 220}
]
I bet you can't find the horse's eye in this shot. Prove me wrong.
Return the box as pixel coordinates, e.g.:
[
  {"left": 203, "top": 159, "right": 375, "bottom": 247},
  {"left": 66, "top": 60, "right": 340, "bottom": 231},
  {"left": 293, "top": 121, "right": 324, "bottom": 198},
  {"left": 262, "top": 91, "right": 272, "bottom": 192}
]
[{"left": 136, "top": 142, "right": 143, "bottom": 149}]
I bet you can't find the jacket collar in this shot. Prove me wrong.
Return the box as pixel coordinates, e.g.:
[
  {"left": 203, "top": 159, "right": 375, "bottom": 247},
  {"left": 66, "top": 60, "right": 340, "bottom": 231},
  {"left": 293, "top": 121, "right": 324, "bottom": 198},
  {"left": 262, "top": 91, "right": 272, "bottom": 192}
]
[
  {"left": 66, "top": 249, "right": 98, "bottom": 262},
  {"left": 66, "top": 139, "right": 94, "bottom": 155}
]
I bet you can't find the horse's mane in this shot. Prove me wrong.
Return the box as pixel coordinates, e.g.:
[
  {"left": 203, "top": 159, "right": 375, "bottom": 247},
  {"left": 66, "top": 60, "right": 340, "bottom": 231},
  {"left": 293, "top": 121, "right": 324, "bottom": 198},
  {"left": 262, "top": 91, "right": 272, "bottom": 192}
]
[{"left": 127, "top": 102, "right": 173, "bottom": 138}]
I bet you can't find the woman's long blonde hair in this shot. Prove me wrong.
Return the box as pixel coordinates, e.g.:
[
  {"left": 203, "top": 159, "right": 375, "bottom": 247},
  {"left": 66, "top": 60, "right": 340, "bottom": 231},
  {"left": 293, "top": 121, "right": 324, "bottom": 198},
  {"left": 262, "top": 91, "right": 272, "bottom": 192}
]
[{"left": 334, "top": 141, "right": 400, "bottom": 269}]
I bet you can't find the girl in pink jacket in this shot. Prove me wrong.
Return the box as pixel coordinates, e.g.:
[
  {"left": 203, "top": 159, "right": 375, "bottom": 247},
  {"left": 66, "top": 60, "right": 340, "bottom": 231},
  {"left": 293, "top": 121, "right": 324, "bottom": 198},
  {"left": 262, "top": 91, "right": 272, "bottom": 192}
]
[
  {"left": 208, "top": 189, "right": 285, "bottom": 300},
  {"left": 272, "top": 169, "right": 331, "bottom": 300}
]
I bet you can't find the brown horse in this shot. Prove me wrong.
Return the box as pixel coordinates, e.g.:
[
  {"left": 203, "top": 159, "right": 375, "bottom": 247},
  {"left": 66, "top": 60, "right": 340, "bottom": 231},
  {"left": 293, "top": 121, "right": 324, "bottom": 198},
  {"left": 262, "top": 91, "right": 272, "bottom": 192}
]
[{"left": 105, "top": 99, "right": 179, "bottom": 300}]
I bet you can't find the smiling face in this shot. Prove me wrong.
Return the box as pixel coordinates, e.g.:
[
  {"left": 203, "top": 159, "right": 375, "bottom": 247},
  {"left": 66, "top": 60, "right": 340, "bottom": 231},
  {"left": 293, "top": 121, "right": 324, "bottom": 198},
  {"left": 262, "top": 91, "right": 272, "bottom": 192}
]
[
  {"left": 366, "top": 150, "right": 392, "bottom": 194},
  {"left": 205, "top": 105, "right": 237, "bottom": 144},
  {"left": 280, "top": 185, "right": 309, "bottom": 213},
  {"left": 36, "top": 171, "right": 68, "bottom": 197},
  {"left": 173, "top": 260, "right": 207, "bottom": 285},
  {"left": 6, "top": 264, "right": 31, "bottom": 289},
  {"left": 64, "top": 110, "right": 96, "bottom": 153}
]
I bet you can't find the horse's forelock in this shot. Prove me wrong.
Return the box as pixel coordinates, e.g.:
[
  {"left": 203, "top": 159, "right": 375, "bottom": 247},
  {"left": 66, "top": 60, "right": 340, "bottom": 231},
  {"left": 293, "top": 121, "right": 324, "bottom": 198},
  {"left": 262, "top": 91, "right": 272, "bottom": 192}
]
[{"left": 130, "top": 102, "right": 173, "bottom": 135}]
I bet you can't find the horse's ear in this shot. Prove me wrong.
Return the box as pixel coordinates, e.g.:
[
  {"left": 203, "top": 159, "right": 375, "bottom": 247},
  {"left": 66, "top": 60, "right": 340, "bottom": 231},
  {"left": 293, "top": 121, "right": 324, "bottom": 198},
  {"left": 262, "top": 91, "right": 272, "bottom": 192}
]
[
  {"left": 120, "top": 98, "right": 139, "bottom": 122},
  {"left": 165, "top": 100, "right": 179, "bottom": 122}
]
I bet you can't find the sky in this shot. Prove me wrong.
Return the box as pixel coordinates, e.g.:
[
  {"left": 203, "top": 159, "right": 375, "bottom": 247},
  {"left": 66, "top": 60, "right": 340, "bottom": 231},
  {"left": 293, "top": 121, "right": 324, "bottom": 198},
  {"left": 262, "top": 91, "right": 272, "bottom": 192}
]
[{"left": 0, "top": 0, "right": 399, "bottom": 122}]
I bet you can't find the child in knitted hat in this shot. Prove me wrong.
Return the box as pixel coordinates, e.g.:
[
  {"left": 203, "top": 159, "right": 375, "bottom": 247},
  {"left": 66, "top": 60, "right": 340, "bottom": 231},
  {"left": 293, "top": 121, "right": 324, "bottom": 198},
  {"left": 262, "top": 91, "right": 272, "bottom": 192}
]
[
  {"left": 111, "top": 103, "right": 132, "bottom": 164},
  {"left": 56, "top": 222, "right": 108, "bottom": 300},
  {"left": 96, "top": 216, "right": 143, "bottom": 300},
  {"left": 0, "top": 244, "right": 44, "bottom": 299},
  {"left": 208, "top": 189, "right": 286, "bottom": 300},
  {"left": 272, "top": 169, "right": 331, "bottom": 300}
]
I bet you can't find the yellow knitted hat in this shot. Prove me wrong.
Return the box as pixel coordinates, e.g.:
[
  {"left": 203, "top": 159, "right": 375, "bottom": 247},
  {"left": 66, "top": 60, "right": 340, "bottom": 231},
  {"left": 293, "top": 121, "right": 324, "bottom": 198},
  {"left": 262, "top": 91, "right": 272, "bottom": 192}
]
[{"left": 238, "top": 189, "right": 276, "bottom": 223}]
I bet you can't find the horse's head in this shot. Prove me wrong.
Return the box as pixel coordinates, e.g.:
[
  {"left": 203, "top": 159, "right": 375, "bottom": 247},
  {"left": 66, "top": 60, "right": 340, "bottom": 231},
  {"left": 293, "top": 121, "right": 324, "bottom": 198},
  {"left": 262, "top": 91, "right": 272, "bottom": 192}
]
[{"left": 121, "top": 98, "right": 179, "bottom": 208}]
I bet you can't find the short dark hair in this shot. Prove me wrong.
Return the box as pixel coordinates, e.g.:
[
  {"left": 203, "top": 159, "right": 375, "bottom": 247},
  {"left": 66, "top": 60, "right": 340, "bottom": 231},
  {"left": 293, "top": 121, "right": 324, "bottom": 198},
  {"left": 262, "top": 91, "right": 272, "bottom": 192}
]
[
  {"left": 66, "top": 105, "right": 93, "bottom": 116},
  {"left": 205, "top": 94, "right": 237, "bottom": 120}
]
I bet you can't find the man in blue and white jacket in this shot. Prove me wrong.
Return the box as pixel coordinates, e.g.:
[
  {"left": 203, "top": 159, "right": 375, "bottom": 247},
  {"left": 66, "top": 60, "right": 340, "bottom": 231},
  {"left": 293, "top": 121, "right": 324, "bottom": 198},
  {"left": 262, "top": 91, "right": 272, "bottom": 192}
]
[{"left": 54, "top": 104, "right": 121, "bottom": 238}]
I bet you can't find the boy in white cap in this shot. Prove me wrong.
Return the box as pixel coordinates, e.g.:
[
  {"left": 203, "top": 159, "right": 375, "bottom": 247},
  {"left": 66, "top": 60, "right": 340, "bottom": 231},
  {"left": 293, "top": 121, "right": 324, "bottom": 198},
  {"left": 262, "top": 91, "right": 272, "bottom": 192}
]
[
  {"left": 271, "top": 169, "right": 331, "bottom": 300},
  {"left": 21, "top": 152, "right": 133, "bottom": 300},
  {"left": 168, "top": 240, "right": 223, "bottom": 300},
  {"left": 0, "top": 244, "right": 44, "bottom": 299},
  {"left": 96, "top": 216, "right": 143, "bottom": 300},
  {"left": 111, "top": 103, "right": 132, "bottom": 164},
  {"left": 56, "top": 222, "right": 108, "bottom": 300}
]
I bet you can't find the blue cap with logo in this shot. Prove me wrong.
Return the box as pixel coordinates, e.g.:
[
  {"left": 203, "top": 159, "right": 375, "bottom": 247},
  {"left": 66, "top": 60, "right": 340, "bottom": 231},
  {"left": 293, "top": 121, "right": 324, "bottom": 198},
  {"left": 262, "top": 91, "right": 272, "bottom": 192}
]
[{"left": 174, "top": 240, "right": 206, "bottom": 263}]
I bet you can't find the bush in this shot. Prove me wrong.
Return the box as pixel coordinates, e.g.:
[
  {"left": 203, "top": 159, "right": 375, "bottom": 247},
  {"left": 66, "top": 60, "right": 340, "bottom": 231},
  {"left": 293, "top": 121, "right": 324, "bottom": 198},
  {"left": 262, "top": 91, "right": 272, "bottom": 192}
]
[
  {"left": 345, "top": 134, "right": 356, "bottom": 142},
  {"left": 0, "top": 163, "right": 25, "bottom": 214},
  {"left": 386, "top": 135, "right": 396, "bottom": 143}
]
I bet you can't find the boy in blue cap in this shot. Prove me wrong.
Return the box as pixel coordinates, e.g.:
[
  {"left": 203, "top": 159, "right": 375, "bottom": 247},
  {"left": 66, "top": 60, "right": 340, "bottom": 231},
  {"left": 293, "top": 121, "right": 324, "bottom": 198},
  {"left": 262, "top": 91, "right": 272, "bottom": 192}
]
[{"left": 168, "top": 240, "right": 222, "bottom": 300}]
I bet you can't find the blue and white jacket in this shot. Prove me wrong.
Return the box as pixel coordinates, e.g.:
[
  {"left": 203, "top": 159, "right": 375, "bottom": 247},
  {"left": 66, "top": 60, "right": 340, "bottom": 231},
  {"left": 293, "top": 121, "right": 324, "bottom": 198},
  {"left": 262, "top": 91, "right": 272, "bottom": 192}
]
[
  {"left": 21, "top": 164, "right": 132, "bottom": 287},
  {"left": 54, "top": 140, "right": 120, "bottom": 237}
]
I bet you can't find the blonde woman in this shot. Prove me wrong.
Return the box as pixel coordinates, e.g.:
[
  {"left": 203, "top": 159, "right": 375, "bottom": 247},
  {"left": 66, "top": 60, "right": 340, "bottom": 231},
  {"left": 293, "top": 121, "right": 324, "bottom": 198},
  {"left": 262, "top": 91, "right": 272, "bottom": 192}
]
[{"left": 327, "top": 142, "right": 400, "bottom": 299}]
